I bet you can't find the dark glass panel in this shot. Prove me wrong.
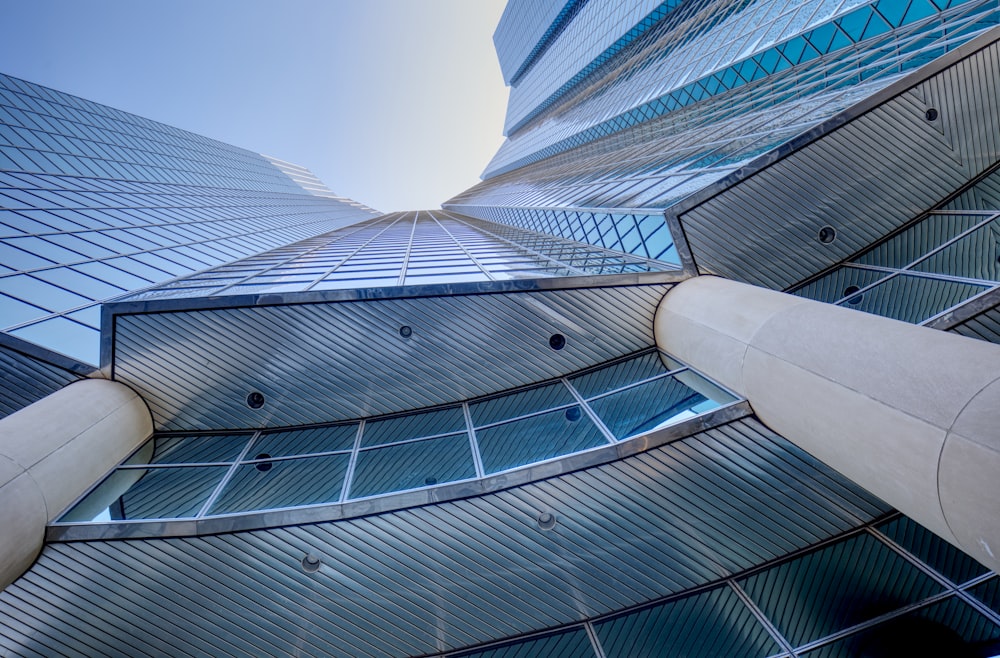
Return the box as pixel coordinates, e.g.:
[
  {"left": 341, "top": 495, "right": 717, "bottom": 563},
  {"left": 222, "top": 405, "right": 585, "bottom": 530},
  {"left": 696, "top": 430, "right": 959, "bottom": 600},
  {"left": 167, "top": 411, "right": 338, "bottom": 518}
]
[
  {"left": 803, "top": 597, "right": 1000, "bottom": 657},
  {"left": 589, "top": 372, "right": 733, "bottom": 439},
  {"left": 209, "top": 454, "right": 350, "bottom": 514},
  {"left": 595, "top": 585, "right": 779, "bottom": 658},
  {"left": 835, "top": 274, "right": 988, "bottom": 323},
  {"left": 452, "top": 627, "right": 596, "bottom": 658},
  {"left": 350, "top": 433, "right": 475, "bottom": 498},
  {"left": 877, "top": 516, "right": 989, "bottom": 585},
  {"left": 251, "top": 424, "right": 358, "bottom": 457},
  {"left": 469, "top": 382, "right": 576, "bottom": 427},
  {"left": 149, "top": 434, "right": 252, "bottom": 464},
  {"left": 738, "top": 532, "right": 944, "bottom": 647},
  {"left": 361, "top": 406, "right": 466, "bottom": 448},
  {"left": 569, "top": 351, "right": 676, "bottom": 399},
  {"left": 476, "top": 406, "right": 607, "bottom": 474},
  {"left": 117, "top": 466, "right": 227, "bottom": 519}
]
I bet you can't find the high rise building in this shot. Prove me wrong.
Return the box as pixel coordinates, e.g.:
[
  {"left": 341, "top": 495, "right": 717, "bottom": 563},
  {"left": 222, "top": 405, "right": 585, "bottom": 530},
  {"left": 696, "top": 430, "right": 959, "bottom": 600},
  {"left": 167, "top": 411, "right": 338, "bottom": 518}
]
[{"left": 1, "top": 0, "right": 1000, "bottom": 656}]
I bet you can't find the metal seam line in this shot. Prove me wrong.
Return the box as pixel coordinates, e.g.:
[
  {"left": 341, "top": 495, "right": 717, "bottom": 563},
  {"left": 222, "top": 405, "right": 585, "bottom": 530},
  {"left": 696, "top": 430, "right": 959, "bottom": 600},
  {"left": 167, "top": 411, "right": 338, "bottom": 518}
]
[
  {"left": 864, "top": 526, "right": 1000, "bottom": 628},
  {"left": 302, "top": 213, "right": 409, "bottom": 292},
  {"left": 195, "top": 430, "right": 260, "bottom": 518},
  {"left": 396, "top": 210, "right": 419, "bottom": 287},
  {"left": 426, "top": 211, "right": 499, "bottom": 282},
  {"left": 584, "top": 620, "right": 609, "bottom": 658},
  {"left": 462, "top": 402, "right": 486, "bottom": 479},
  {"left": 338, "top": 419, "right": 365, "bottom": 504},
  {"left": 561, "top": 377, "right": 618, "bottom": 444},
  {"left": 727, "top": 580, "right": 799, "bottom": 657}
]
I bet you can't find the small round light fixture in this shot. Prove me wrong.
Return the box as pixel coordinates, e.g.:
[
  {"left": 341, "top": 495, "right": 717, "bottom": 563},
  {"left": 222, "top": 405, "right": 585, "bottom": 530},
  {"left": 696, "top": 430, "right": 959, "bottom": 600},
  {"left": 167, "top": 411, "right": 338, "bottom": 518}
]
[
  {"left": 565, "top": 407, "right": 582, "bottom": 422},
  {"left": 399, "top": 325, "right": 412, "bottom": 338},
  {"left": 818, "top": 226, "right": 837, "bottom": 244},
  {"left": 246, "top": 391, "right": 265, "bottom": 409},
  {"left": 549, "top": 333, "right": 566, "bottom": 351},
  {"left": 254, "top": 453, "right": 273, "bottom": 472},
  {"left": 925, "top": 107, "right": 939, "bottom": 122},
  {"left": 301, "top": 553, "right": 321, "bottom": 573},
  {"left": 843, "top": 285, "right": 863, "bottom": 305},
  {"left": 537, "top": 511, "right": 557, "bottom": 531},
  {"left": 424, "top": 477, "right": 438, "bottom": 486}
]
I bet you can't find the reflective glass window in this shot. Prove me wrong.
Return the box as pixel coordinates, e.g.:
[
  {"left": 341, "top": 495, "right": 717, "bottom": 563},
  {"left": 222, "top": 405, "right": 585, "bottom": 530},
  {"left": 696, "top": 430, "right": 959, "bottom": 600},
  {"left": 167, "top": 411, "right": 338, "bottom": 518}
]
[
  {"left": 361, "top": 407, "right": 466, "bottom": 448},
  {"left": 209, "top": 454, "right": 350, "bottom": 514},
  {"left": 350, "top": 433, "right": 475, "bottom": 498},
  {"left": 476, "top": 406, "right": 608, "bottom": 474}
]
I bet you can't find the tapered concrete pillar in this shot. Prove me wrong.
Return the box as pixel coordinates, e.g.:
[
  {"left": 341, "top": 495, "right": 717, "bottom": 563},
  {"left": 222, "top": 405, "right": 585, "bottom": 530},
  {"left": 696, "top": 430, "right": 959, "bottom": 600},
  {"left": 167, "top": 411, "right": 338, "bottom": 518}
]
[
  {"left": 656, "top": 276, "right": 1000, "bottom": 574},
  {"left": 0, "top": 379, "right": 153, "bottom": 588}
]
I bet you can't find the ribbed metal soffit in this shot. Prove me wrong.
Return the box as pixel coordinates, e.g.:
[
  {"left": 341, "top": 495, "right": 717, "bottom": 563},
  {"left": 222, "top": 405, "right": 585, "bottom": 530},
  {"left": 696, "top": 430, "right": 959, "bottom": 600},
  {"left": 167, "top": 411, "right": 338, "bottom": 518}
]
[
  {"left": 109, "top": 282, "right": 672, "bottom": 431},
  {"left": 0, "top": 418, "right": 887, "bottom": 658},
  {"left": 678, "top": 29, "right": 1000, "bottom": 291}
]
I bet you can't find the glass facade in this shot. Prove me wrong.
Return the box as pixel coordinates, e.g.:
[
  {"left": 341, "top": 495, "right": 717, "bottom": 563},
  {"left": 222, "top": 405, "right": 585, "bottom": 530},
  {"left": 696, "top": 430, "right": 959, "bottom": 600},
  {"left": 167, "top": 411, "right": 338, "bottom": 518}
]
[
  {"left": 3, "top": 0, "right": 1000, "bottom": 655},
  {"left": 0, "top": 72, "right": 379, "bottom": 364},
  {"left": 60, "top": 349, "right": 737, "bottom": 522}
]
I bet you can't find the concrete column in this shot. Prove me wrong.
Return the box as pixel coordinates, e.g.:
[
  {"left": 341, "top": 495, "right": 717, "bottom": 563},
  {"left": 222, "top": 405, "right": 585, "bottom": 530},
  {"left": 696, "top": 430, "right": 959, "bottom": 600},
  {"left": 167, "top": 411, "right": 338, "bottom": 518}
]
[
  {"left": 0, "top": 379, "right": 153, "bottom": 588},
  {"left": 656, "top": 276, "right": 1000, "bottom": 574}
]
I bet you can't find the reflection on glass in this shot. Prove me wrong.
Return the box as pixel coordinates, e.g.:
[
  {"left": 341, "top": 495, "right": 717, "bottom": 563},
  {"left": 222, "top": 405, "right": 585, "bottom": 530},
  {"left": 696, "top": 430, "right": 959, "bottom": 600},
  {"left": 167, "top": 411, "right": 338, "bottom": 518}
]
[
  {"left": 589, "top": 372, "right": 734, "bottom": 439},
  {"left": 251, "top": 424, "right": 357, "bottom": 458},
  {"left": 738, "top": 532, "right": 943, "bottom": 647},
  {"left": 150, "top": 434, "right": 251, "bottom": 464},
  {"left": 595, "top": 585, "right": 779, "bottom": 658},
  {"left": 452, "top": 627, "right": 595, "bottom": 658},
  {"left": 476, "top": 406, "right": 607, "bottom": 474},
  {"left": 209, "top": 454, "right": 350, "bottom": 514},
  {"left": 361, "top": 406, "right": 466, "bottom": 447},
  {"left": 117, "top": 466, "right": 227, "bottom": 520},
  {"left": 802, "top": 597, "right": 1000, "bottom": 657},
  {"left": 469, "top": 382, "right": 575, "bottom": 427},
  {"left": 834, "top": 274, "right": 988, "bottom": 323},
  {"left": 570, "top": 351, "right": 677, "bottom": 398},
  {"left": 350, "top": 433, "right": 475, "bottom": 498}
]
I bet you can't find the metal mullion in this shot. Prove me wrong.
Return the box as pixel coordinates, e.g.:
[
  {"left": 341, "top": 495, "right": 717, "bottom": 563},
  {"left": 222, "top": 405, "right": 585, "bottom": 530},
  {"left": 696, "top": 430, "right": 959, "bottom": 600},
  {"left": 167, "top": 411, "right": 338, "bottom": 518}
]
[
  {"left": 437, "top": 208, "right": 591, "bottom": 275},
  {"left": 118, "top": 461, "right": 233, "bottom": 469},
  {"left": 830, "top": 268, "right": 902, "bottom": 305},
  {"left": 561, "top": 378, "right": 617, "bottom": 444},
  {"left": 302, "top": 213, "right": 409, "bottom": 291},
  {"left": 462, "top": 402, "right": 486, "bottom": 479},
  {"left": 584, "top": 620, "right": 609, "bottom": 658},
  {"left": 866, "top": 526, "right": 1000, "bottom": 627},
  {"left": 896, "top": 210, "right": 1000, "bottom": 271},
  {"left": 207, "top": 221, "right": 373, "bottom": 296},
  {"left": 195, "top": 431, "right": 260, "bottom": 518},
  {"left": 338, "top": 420, "right": 364, "bottom": 503},
  {"left": 582, "top": 367, "right": 690, "bottom": 403},
  {"left": 849, "top": 261, "right": 999, "bottom": 288},
  {"left": 793, "top": 589, "right": 955, "bottom": 654},
  {"left": 472, "top": 401, "right": 579, "bottom": 432},
  {"left": 427, "top": 211, "right": 497, "bottom": 282},
  {"left": 727, "top": 580, "right": 799, "bottom": 657},
  {"left": 396, "top": 210, "right": 419, "bottom": 286},
  {"left": 240, "top": 449, "right": 352, "bottom": 465},
  {"left": 357, "top": 429, "right": 468, "bottom": 452}
]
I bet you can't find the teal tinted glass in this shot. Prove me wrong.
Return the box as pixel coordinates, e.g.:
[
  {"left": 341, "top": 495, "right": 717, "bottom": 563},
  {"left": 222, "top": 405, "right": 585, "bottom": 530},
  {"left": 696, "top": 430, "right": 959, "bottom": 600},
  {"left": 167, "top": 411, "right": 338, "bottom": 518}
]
[
  {"left": 595, "top": 585, "right": 779, "bottom": 658},
  {"left": 469, "top": 382, "right": 576, "bottom": 427},
  {"left": 349, "top": 433, "right": 475, "bottom": 498},
  {"left": 453, "top": 627, "right": 596, "bottom": 658},
  {"left": 361, "top": 407, "right": 466, "bottom": 448},
  {"left": 149, "top": 434, "right": 252, "bottom": 464},
  {"left": 251, "top": 424, "right": 357, "bottom": 457},
  {"left": 476, "top": 406, "right": 608, "bottom": 474},
  {"left": 117, "top": 466, "right": 227, "bottom": 519},
  {"left": 569, "top": 351, "right": 676, "bottom": 399},
  {"left": 209, "top": 454, "right": 350, "bottom": 514},
  {"left": 877, "top": 516, "right": 989, "bottom": 585}
]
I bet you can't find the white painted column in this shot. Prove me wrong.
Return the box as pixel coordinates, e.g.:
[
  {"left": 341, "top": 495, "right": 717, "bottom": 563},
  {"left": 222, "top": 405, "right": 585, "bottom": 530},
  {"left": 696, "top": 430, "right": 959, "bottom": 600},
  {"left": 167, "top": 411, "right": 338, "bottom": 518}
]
[
  {"left": 656, "top": 276, "right": 1000, "bottom": 574},
  {"left": 0, "top": 379, "right": 153, "bottom": 588}
]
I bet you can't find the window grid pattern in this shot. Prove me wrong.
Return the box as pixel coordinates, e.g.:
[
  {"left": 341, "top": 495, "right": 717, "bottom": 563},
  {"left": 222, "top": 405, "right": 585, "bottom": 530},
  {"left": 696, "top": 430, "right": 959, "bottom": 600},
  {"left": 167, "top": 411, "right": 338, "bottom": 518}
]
[
  {"left": 451, "top": 0, "right": 996, "bottom": 212},
  {"left": 443, "top": 515, "right": 1000, "bottom": 657},
  {"left": 59, "top": 349, "right": 736, "bottom": 522},
  {"left": 491, "top": 0, "right": 992, "bottom": 177},
  {"left": 0, "top": 74, "right": 379, "bottom": 363},
  {"left": 125, "top": 209, "right": 677, "bottom": 302},
  {"left": 444, "top": 205, "right": 678, "bottom": 263},
  {"left": 495, "top": 0, "right": 587, "bottom": 85},
  {"left": 791, "top": 170, "right": 1000, "bottom": 323}
]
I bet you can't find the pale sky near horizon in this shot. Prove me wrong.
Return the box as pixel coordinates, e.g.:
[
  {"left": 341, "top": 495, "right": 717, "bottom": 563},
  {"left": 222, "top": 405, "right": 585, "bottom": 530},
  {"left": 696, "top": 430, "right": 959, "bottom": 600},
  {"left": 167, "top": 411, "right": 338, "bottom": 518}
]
[{"left": 0, "top": 0, "right": 510, "bottom": 212}]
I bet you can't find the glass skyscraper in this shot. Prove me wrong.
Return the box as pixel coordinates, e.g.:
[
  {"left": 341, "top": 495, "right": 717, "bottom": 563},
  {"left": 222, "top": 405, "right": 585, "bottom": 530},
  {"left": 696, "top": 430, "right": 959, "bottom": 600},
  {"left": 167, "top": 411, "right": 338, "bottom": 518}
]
[{"left": 1, "top": 1, "right": 1000, "bottom": 656}]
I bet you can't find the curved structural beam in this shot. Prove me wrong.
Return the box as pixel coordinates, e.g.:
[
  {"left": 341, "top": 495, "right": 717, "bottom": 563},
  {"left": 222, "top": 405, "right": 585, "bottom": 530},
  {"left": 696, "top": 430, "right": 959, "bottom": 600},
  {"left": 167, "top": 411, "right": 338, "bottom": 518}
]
[
  {"left": 0, "top": 379, "right": 152, "bottom": 589},
  {"left": 656, "top": 276, "right": 1000, "bottom": 574}
]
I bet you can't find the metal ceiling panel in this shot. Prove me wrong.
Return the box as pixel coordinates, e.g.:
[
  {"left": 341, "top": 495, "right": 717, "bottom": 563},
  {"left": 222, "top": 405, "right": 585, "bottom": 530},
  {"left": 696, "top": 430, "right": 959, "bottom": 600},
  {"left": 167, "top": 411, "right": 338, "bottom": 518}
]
[
  {"left": 678, "top": 30, "right": 1000, "bottom": 291},
  {"left": 111, "top": 283, "right": 671, "bottom": 431},
  {"left": 0, "top": 334, "right": 89, "bottom": 419},
  {"left": 0, "top": 417, "right": 888, "bottom": 657}
]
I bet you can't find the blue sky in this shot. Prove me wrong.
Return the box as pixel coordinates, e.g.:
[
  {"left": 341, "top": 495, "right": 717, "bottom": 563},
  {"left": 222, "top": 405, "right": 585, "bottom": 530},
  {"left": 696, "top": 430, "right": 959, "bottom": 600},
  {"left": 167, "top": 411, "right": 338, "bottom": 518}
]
[{"left": 0, "top": 0, "right": 509, "bottom": 212}]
